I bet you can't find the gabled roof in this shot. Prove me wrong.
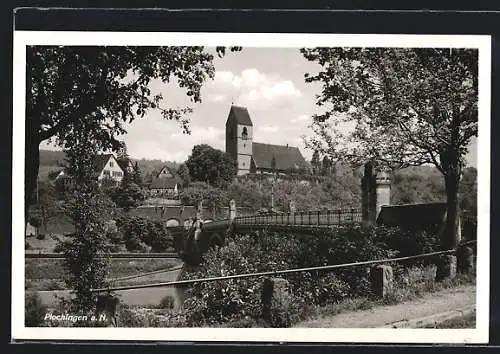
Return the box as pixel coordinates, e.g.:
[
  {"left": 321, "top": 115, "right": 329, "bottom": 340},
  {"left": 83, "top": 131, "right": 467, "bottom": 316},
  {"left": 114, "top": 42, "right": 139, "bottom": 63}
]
[
  {"left": 376, "top": 202, "right": 448, "bottom": 232},
  {"left": 226, "top": 105, "right": 253, "bottom": 126},
  {"left": 252, "top": 142, "right": 308, "bottom": 171},
  {"left": 157, "top": 166, "right": 176, "bottom": 179},
  {"left": 149, "top": 177, "right": 179, "bottom": 189},
  {"left": 93, "top": 154, "right": 115, "bottom": 173},
  {"left": 55, "top": 154, "right": 123, "bottom": 178}
]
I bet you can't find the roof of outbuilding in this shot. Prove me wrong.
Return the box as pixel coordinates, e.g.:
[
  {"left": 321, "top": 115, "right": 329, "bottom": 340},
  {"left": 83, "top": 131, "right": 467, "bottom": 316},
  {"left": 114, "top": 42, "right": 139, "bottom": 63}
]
[
  {"left": 251, "top": 142, "right": 308, "bottom": 171},
  {"left": 226, "top": 105, "right": 253, "bottom": 126}
]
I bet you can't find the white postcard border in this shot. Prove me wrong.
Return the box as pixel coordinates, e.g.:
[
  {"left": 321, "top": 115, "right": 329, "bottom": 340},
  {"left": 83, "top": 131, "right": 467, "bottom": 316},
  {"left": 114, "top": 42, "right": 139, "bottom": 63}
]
[{"left": 12, "top": 31, "right": 491, "bottom": 343}]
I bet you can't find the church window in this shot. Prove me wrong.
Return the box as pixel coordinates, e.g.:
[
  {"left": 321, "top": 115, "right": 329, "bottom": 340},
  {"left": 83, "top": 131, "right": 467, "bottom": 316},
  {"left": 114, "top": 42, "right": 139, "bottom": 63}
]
[{"left": 242, "top": 127, "right": 248, "bottom": 140}]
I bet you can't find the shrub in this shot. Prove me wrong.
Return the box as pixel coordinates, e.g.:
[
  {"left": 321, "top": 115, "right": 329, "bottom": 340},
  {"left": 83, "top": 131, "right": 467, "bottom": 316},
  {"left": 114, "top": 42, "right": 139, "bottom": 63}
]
[
  {"left": 25, "top": 292, "right": 47, "bottom": 327},
  {"left": 180, "top": 224, "right": 447, "bottom": 327},
  {"left": 36, "top": 233, "right": 46, "bottom": 240},
  {"left": 115, "top": 216, "right": 174, "bottom": 252},
  {"left": 25, "top": 241, "right": 31, "bottom": 250},
  {"left": 159, "top": 295, "right": 175, "bottom": 309}
]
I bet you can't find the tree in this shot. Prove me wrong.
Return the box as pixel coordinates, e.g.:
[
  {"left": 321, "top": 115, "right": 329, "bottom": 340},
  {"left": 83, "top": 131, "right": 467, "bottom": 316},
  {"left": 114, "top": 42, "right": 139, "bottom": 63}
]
[
  {"left": 26, "top": 45, "right": 241, "bottom": 221},
  {"left": 301, "top": 47, "right": 478, "bottom": 251},
  {"left": 179, "top": 182, "right": 229, "bottom": 219},
  {"left": 132, "top": 161, "right": 143, "bottom": 187},
  {"left": 322, "top": 155, "right": 332, "bottom": 176},
  {"left": 58, "top": 129, "right": 114, "bottom": 318},
  {"left": 111, "top": 180, "right": 146, "bottom": 211},
  {"left": 311, "top": 150, "right": 321, "bottom": 175},
  {"left": 270, "top": 155, "right": 277, "bottom": 173},
  {"left": 177, "top": 163, "right": 191, "bottom": 188},
  {"left": 185, "top": 144, "right": 237, "bottom": 188}
]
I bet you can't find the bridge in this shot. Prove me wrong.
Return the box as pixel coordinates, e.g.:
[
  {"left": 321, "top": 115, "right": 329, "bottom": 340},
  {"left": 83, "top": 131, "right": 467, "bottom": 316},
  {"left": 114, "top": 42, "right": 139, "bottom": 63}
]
[{"left": 171, "top": 208, "right": 363, "bottom": 264}]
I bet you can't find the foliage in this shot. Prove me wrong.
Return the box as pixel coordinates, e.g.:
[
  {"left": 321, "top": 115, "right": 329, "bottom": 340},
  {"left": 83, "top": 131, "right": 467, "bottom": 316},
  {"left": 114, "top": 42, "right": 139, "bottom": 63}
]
[
  {"left": 181, "top": 223, "right": 444, "bottom": 327},
  {"left": 29, "top": 215, "right": 42, "bottom": 228},
  {"left": 311, "top": 150, "right": 321, "bottom": 175},
  {"left": 115, "top": 215, "right": 174, "bottom": 252},
  {"left": 26, "top": 46, "right": 240, "bottom": 221},
  {"left": 25, "top": 292, "right": 48, "bottom": 327},
  {"left": 177, "top": 163, "right": 191, "bottom": 188},
  {"left": 185, "top": 144, "right": 237, "bottom": 188},
  {"left": 302, "top": 47, "right": 478, "bottom": 249},
  {"left": 159, "top": 295, "right": 175, "bottom": 309},
  {"left": 179, "top": 181, "right": 230, "bottom": 218},
  {"left": 111, "top": 181, "right": 147, "bottom": 211},
  {"left": 56, "top": 130, "right": 114, "bottom": 316}
]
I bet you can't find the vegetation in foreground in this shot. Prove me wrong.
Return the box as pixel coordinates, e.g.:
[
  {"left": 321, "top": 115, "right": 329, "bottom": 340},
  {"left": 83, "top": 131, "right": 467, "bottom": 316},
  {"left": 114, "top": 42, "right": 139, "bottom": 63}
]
[{"left": 422, "top": 312, "right": 476, "bottom": 329}]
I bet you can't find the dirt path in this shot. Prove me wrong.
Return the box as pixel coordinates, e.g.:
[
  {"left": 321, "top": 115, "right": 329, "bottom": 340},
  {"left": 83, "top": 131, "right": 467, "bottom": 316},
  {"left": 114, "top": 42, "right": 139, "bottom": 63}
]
[{"left": 294, "top": 284, "right": 476, "bottom": 328}]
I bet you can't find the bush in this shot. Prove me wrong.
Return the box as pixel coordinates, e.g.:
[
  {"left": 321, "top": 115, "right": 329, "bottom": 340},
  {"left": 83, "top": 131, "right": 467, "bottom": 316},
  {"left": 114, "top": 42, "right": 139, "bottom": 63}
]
[
  {"left": 25, "top": 292, "right": 47, "bottom": 327},
  {"left": 115, "top": 215, "right": 174, "bottom": 252},
  {"left": 36, "top": 233, "right": 46, "bottom": 240},
  {"left": 180, "top": 224, "right": 446, "bottom": 327},
  {"left": 25, "top": 241, "right": 31, "bottom": 250},
  {"left": 159, "top": 295, "right": 175, "bottom": 309}
]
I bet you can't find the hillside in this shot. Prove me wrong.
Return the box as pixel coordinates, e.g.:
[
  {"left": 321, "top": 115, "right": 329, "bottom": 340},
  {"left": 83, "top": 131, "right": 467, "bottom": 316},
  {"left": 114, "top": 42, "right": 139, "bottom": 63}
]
[{"left": 38, "top": 149, "right": 180, "bottom": 181}]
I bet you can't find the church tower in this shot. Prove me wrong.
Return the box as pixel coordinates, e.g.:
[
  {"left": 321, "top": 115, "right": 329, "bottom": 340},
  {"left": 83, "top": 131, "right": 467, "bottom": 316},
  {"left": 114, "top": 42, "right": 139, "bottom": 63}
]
[{"left": 225, "top": 105, "right": 253, "bottom": 176}]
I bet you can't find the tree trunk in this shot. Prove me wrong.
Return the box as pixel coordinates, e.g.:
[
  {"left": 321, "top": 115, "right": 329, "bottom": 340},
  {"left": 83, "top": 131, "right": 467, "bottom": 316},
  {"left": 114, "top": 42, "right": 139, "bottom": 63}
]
[
  {"left": 443, "top": 171, "right": 461, "bottom": 251},
  {"left": 25, "top": 135, "right": 40, "bottom": 225}
]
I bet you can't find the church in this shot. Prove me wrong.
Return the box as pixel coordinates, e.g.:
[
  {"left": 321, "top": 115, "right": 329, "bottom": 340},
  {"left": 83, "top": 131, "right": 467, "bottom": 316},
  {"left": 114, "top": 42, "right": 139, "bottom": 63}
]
[{"left": 225, "top": 105, "right": 310, "bottom": 176}]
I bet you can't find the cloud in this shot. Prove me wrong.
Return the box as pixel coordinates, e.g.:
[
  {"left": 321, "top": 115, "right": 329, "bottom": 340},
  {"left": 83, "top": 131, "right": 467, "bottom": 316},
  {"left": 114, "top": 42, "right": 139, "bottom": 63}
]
[
  {"left": 291, "top": 114, "right": 309, "bottom": 123},
  {"left": 258, "top": 124, "right": 280, "bottom": 133},
  {"left": 207, "top": 94, "right": 228, "bottom": 102},
  {"left": 211, "top": 68, "right": 302, "bottom": 105}
]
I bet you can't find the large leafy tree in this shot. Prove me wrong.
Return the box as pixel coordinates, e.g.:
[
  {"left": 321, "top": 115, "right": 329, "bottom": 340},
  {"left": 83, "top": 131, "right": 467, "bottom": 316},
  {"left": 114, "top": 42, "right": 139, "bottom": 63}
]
[
  {"left": 301, "top": 47, "right": 478, "bottom": 250},
  {"left": 26, "top": 45, "right": 240, "bottom": 220},
  {"left": 185, "top": 144, "right": 237, "bottom": 188}
]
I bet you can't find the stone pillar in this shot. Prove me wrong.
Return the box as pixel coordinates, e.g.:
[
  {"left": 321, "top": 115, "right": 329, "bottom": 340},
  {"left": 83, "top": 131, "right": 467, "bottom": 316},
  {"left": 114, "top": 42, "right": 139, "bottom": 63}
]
[
  {"left": 457, "top": 245, "right": 475, "bottom": 275},
  {"left": 197, "top": 200, "right": 203, "bottom": 220},
  {"left": 435, "top": 255, "right": 457, "bottom": 281},
  {"left": 261, "top": 277, "right": 291, "bottom": 325},
  {"left": 375, "top": 170, "right": 391, "bottom": 218},
  {"left": 370, "top": 265, "right": 394, "bottom": 298},
  {"left": 361, "top": 162, "right": 377, "bottom": 225},
  {"left": 229, "top": 199, "right": 237, "bottom": 221}
]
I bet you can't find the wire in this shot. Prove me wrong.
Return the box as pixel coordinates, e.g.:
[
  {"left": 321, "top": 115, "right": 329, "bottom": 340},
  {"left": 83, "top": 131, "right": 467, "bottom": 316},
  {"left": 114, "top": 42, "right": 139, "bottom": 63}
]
[
  {"left": 108, "top": 264, "right": 184, "bottom": 283},
  {"left": 91, "top": 241, "right": 476, "bottom": 293}
]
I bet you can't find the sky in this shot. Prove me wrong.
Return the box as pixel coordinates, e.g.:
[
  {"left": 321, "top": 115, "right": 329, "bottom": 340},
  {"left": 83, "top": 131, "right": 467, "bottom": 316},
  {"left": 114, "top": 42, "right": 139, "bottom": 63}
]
[{"left": 40, "top": 47, "right": 478, "bottom": 167}]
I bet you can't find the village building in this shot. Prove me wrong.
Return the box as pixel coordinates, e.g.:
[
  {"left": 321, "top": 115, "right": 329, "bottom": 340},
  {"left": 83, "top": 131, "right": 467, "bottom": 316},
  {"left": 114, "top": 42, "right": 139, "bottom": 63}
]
[
  {"left": 225, "top": 105, "right": 310, "bottom": 176},
  {"left": 54, "top": 153, "right": 125, "bottom": 187},
  {"left": 148, "top": 166, "right": 182, "bottom": 199}
]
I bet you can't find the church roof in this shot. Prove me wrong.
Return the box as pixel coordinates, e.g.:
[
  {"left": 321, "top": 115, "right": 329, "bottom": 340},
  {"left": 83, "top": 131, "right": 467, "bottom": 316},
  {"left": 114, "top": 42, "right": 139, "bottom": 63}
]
[
  {"left": 227, "top": 105, "right": 253, "bottom": 126},
  {"left": 252, "top": 142, "right": 308, "bottom": 171}
]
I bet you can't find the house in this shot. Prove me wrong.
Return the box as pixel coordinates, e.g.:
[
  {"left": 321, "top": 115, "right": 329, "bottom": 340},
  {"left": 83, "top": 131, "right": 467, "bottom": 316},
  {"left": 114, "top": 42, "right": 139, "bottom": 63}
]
[
  {"left": 54, "top": 153, "right": 125, "bottom": 187},
  {"left": 225, "top": 105, "right": 310, "bottom": 176},
  {"left": 149, "top": 166, "right": 182, "bottom": 199}
]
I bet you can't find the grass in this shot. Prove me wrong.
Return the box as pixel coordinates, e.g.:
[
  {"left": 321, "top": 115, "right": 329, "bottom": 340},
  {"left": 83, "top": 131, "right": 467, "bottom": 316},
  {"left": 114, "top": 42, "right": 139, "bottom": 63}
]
[
  {"left": 301, "top": 266, "right": 476, "bottom": 324},
  {"left": 423, "top": 312, "right": 476, "bottom": 328},
  {"left": 25, "top": 258, "right": 182, "bottom": 291}
]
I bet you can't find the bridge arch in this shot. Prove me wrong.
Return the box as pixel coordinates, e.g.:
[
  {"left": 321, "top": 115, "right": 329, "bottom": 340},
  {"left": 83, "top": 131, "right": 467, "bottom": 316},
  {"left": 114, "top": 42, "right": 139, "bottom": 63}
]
[{"left": 166, "top": 218, "right": 181, "bottom": 227}]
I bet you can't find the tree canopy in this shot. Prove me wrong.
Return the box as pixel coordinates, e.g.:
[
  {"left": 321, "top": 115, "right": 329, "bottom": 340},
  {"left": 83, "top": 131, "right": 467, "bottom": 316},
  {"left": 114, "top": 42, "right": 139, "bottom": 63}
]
[
  {"left": 26, "top": 45, "right": 240, "bottom": 218},
  {"left": 301, "top": 48, "right": 477, "bottom": 173},
  {"left": 185, "top": 144, "right": 237, "bottom": 188},
  {"left": 301, "top": 47, "right": 478, "bottom": 251}
]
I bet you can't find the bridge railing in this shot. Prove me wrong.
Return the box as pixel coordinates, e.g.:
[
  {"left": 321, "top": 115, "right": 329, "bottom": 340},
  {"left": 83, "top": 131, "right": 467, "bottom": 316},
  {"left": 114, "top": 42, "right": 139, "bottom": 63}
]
[
  {"left": 235, "top": 209, "right": 362, "bottom": 227},
  {"left": 202, "top": 209, "right": 362, "bottom": 230}
]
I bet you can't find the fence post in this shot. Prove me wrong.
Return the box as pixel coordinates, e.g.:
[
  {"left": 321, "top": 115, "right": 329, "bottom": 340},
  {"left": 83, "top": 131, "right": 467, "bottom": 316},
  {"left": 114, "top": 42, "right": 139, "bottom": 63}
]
[
  {"left": 229, "top": 199, "right": 237, "bottom": 221},
  {"left": 317, "top": 210, "right": 321, "bottom": 225},
  {"left": 327, "top": 210, "right": 330, "bottom": 225}
]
